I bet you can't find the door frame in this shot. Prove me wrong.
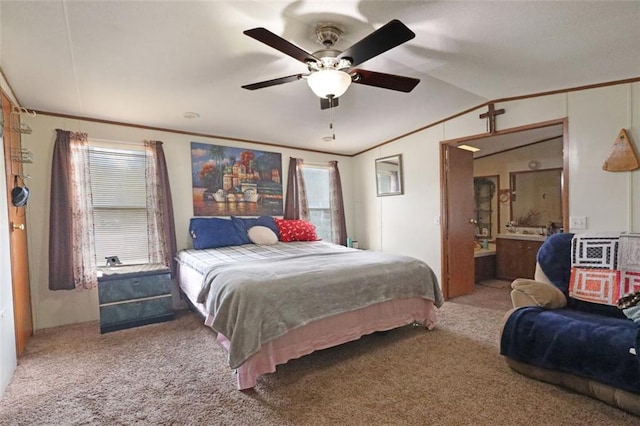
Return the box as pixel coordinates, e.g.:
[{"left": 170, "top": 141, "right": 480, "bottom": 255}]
[
  {"left": 2, "top": 92, "right": 33, "bottom": 355},
  {"left": 440, "top": 118, "right": 570, "bottom": 299}
]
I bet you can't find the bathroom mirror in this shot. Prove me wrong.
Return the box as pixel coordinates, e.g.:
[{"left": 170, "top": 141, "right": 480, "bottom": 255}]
[
  {"left": 510, "top": 168, "right": 562, "bottom": 226},
  {"left": 376, "top": 154, "right": 403, "bottom": 196}
]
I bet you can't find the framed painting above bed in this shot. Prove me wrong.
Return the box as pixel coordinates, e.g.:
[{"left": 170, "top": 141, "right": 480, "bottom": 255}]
[{"left": 191, "top": 142, "right": 283, "bottom": 216}]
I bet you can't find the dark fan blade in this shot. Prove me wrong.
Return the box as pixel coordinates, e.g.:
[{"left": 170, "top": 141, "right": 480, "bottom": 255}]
[
  {"left": 351, "top": 69, "right": 419, "bottom": 92},
  {"left": 242, "top": 74, "right": 305, "bottom": 90},
  {"left": 320, "top": 97, "right": 339, "bottom": 110},
  {"left": 244, "top": 28, "right": 318, "bottom": 64},
  {"left": 337, "top": 20, "right": 415, "bottom": 68}
]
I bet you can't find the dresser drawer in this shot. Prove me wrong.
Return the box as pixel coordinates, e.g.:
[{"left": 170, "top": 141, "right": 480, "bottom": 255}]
[
  {"left": 99, "top": 296, "right": 173, "bottom": 333},
  {"left": 99, "top": 272, "right": 171, "bottom": 304}
]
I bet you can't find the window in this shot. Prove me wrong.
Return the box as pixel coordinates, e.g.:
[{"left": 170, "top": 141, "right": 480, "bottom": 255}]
[
  {"left": 88, "top": 143, "right": 150, "bottom": 265},
  {"left": 301, "top": 165, "right": 332, "bottom": 241}
]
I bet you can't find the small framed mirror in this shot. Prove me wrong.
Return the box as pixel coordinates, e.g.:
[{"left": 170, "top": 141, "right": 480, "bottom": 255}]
[{"left": 376, "top": 154, "right": 403, "bottom": 196}]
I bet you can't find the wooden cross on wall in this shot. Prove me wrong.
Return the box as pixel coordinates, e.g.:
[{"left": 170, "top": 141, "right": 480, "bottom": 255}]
[{"left": 479, "top": 103, "right": 505, "bottom": 134}]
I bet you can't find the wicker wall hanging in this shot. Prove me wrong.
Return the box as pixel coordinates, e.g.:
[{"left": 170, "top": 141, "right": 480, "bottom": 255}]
[{"left": 602, "top": 128, "right": 639, "bottom": 172}]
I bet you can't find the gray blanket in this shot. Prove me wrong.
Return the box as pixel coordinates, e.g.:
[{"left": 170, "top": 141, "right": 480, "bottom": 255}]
[{"left": 197, "top": 249, "right": 443, "bottom": 369}]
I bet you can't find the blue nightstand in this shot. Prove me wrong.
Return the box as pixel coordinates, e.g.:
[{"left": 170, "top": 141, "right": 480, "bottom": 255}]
[{"left": 98, "top": 264, "right": 174, "bottom": 333}]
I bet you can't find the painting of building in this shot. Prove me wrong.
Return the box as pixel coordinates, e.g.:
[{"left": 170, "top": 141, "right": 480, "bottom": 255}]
[{"left": 191, "top": 142, "right": 283, "bottom": 216}]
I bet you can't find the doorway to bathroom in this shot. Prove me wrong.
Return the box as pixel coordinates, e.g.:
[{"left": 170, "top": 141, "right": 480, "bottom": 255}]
[{"left": 440, "top": 118, "right": 569, "bottom": 299}]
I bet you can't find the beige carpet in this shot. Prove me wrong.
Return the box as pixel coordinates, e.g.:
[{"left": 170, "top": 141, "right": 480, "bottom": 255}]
[
  {"left": 477, "top": 279, "right": 512, "bottom": 289},
  {"left": 1, "top": 285, "right": 637, "bottom": 425}
]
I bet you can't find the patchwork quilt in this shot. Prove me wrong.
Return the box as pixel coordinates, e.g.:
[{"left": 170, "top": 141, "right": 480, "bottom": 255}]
[{"left": 569, "top": 233, "right": 640, "bottom": 306}]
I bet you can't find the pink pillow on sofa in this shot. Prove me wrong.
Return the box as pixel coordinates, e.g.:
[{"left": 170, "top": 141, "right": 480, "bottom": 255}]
[{"left": 273, "top": 218, "right": 320, "bottom": 242}]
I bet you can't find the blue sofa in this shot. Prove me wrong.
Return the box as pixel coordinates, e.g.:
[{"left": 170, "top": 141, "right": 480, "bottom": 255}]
[{"left": 500, "top": 233, "right": 640, "bottom": 415}]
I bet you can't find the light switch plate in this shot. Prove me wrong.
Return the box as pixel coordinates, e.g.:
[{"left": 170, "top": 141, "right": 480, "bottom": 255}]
[{"left": 570, "top": 216, "right": 587, "bottom": 229}]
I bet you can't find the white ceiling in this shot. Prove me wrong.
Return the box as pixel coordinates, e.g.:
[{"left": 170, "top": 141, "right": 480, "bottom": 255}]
[{"left": 1, "top": 1, "right": 639, "bottom": 156}]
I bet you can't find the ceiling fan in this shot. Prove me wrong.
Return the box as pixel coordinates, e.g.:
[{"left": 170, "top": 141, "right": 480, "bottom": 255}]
[{"left": 241, "top": 19, "right": 420, "bottom": 109}]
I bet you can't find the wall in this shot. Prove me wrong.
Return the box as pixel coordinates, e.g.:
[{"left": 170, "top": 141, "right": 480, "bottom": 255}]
[
  {"left": 353, "top": 82, "right": 640, "bottom": 286},
  {"left": 21, "top": 115, "right": 354, "bottom": 330},
  {"left": 0, "top": 130, "right": 17, "bottom": 397},
  {"left": 568, "top": 84, "right": 640, "bottom": 230},
  {"left": 1, "top": 18, "right": 19, "bottom": 393},
  {"left": 353, "top": 125, "right": 444, "bottom": 279}
]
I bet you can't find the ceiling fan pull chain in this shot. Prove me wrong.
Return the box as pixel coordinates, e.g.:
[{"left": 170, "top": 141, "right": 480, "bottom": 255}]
[{"left": 330, "top": 99, "right": 336, "bottom": 140}]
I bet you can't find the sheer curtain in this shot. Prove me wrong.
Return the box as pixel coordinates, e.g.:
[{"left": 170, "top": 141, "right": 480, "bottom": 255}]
[
  {"left": 49, "top": 135, "right": 177, "bottom": 290},
  {"left": 284, "top": 157, "right": 309, "bottom": 220},
  {"left": 328, "top": 160, "right": 347, "bottom": 246},
  {"left": 284, "top": 157, "right": 348, "bottom": 246},
  {"left": 144, "top": 140, "right": 177, "bottom": 277},
  {"left": 49, "top": 129, "right": 97, "bottom": 290}
]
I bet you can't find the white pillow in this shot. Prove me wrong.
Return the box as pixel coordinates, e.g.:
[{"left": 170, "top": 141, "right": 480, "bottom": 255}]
[{"left": 247, "top": 225, "right": 278, "bottom": 245}]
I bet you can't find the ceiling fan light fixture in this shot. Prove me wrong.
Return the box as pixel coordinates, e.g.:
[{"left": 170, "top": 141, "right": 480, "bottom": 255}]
[{"left": 306, "top": 69, "right": 351, "bottom": 99}]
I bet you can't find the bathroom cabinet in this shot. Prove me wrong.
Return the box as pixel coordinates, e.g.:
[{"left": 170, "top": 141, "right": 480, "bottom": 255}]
[
  {"left": 496, "top": 236, "right": 544, "bottom": 281},
  {"left": 475, "top": 254, "right": 496, "bottom": 282}
]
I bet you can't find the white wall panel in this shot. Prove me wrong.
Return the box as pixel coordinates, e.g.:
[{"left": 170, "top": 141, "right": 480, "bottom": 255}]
[
  {"left": 567, "top": 84, "right": 631, "bottom": 232},
  {"left": 1, "top": 69, "right": 20, "bottom": 397},
  {"left": 379, "top": 125, "right": 444, "bottom": 281},
  {"left": 631, "top": 82, "right": 640, "bottom": 232},
  {"left": 351, "top": 149, "right": 381, "bottom": 250},
  {"left": 499, "top": 93, "right": 567, "bottom": 130},
  {"left": 0, "top": 134, "right": 17, "bottom": 397},
  {"left": 443, "top": 106, "right": 485, "bottom": 140}
]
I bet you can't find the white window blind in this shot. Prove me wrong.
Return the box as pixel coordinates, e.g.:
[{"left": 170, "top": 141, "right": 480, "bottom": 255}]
[
  {"left": 88, "top": 145, "right": 150, "bottom": 265},
  {"left": 301, "top": 165, "right": 332, "bottom": 241}
]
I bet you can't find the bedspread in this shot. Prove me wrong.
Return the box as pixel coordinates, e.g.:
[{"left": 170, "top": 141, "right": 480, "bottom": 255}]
[{"left": 190, "top": 244, "right": 443, "bottom": 369}]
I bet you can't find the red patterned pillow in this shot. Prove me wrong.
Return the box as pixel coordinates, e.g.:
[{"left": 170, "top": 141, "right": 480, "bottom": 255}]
[{"left": 273, "top": 218, "right": 320, "bottom": 242}]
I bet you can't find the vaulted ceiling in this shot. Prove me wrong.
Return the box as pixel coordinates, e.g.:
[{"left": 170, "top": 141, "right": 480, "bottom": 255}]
[{"left": 1, "top": 1, "right": 639, "bottom": 155}]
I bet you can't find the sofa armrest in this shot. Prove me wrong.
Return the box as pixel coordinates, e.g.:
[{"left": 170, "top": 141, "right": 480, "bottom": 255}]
[{"left": 510, "top": 278, "right": 567, "bottom": 309}]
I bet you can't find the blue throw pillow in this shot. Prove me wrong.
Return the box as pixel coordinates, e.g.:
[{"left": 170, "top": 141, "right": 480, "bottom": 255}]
[
  {"left": 230, "top": 216, "right": 256, "bottom": 245},
  {"left": 255, "top": 215, "right": 279, "bottom": 236},
  {"left": 231, "top": 216, "right": 279, "bottom": 243},
  {"left": 189, "top": 217, "right": 246, "bottom": 249}
]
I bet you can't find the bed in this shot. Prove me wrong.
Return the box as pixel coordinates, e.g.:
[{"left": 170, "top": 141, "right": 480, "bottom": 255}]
[{"left": 176, "top": 228, "right": 443, "bottom": 389}]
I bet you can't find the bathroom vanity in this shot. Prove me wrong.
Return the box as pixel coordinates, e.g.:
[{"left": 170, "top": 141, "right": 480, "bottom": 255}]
[{"left": 495, "top": 234, "right": 545, "bottom": 281}]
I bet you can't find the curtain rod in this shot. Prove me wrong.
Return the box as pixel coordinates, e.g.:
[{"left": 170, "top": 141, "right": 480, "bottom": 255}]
[
  {"left": 89, "top": 137, "right": 145, "bottom": 147},
  {"left": 303, "top": 161, "right": 331, "bottom": 167}
]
